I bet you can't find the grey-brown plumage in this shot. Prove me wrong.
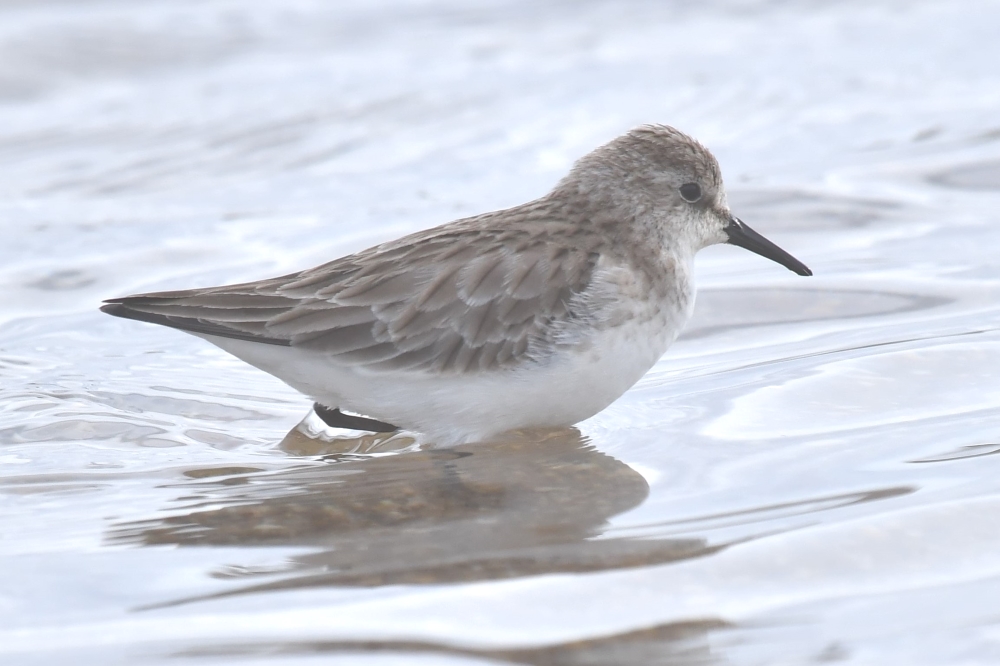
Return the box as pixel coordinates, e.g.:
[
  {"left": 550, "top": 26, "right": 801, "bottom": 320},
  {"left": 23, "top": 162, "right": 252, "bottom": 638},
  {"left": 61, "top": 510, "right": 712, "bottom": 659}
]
[
  {"left": 102, "top": 124, "right": 811, "bottom": 444},
  {"left": 103, "top": 200, "right": 603, "bottom": 374}
]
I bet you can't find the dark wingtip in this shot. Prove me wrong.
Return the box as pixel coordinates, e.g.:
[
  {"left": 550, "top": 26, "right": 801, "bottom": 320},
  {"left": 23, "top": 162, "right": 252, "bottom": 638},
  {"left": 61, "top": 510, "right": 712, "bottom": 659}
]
[
  {"left": 99, "top": 300, "right": 172, "bottom": 327},
  {"left": 98, "top": 296, "right": 291, "bottom": 346},
  {"left": 100, "top": 302, "right": 128, "bottom": 317}
]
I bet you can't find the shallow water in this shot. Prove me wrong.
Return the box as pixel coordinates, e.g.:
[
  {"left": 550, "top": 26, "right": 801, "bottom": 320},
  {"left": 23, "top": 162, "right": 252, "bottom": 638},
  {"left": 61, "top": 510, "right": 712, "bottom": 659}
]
[{"left": 3, "top": 0, "right": 1000, "bottom": 664}]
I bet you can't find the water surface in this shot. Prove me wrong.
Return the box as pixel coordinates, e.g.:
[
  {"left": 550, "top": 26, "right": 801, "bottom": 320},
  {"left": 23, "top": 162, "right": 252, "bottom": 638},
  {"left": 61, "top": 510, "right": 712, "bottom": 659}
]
[{"left": 3, "top": 1, "right": 1000, "bottom": 664}]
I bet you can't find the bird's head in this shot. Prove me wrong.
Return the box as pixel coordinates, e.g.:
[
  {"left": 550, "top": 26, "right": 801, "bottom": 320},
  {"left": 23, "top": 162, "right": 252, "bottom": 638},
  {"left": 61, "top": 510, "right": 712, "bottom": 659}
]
[{"left": 558, "top": 124, "right": 812, "bottom": 276}]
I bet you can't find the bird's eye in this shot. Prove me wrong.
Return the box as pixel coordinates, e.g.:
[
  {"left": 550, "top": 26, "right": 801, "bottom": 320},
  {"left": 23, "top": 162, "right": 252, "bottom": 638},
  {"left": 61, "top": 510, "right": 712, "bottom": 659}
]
[{"left": 679, "top": 182, "right": 702, "bottom": 203}]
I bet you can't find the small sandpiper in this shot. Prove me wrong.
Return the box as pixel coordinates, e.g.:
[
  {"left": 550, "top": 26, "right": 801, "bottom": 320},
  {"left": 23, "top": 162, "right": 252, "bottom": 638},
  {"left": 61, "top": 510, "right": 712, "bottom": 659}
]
[{"left": 102, "top": 124, "right": 811, "bottom": 445}]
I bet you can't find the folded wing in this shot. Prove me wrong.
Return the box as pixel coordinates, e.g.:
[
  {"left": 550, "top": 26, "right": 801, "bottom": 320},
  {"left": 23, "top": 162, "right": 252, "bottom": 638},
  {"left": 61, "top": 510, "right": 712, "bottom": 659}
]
[{"left": 103, "top": 224, "right": 600, "bottom": 374}]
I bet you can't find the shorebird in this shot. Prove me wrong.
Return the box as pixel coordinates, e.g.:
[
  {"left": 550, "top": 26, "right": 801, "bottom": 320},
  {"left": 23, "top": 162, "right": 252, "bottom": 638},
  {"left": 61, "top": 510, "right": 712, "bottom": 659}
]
[{"left": 102, "top": 124, "right": 811, "bottom": 445}]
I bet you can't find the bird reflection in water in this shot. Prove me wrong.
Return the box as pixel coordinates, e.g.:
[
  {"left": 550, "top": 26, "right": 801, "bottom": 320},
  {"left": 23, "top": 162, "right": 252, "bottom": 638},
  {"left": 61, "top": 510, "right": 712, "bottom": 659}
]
[
  {"left": 178, "top": 618, "right": 731, "bottom": 666},
  {"left": 112, "top": 426, "right": 722, "bottom": 601}
]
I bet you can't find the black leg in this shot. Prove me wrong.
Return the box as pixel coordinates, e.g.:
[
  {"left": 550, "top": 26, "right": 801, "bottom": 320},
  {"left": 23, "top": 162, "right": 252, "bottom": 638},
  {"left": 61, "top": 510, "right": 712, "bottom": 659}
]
[{"left": 313, "top": 404, "right": 399, "bottom": 433}]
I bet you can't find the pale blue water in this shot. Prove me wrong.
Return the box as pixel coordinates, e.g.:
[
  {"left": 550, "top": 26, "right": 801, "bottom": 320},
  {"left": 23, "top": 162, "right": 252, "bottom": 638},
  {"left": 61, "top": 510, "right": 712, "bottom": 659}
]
[{"left": 3, "top": 1, "right": 1000, "bottom": 664}]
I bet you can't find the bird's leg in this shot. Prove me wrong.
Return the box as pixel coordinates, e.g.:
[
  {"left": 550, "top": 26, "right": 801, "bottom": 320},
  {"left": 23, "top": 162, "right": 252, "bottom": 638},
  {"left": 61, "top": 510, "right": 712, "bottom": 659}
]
[{"left": 313, "top": 403, "right": 399, "bottom": 433}]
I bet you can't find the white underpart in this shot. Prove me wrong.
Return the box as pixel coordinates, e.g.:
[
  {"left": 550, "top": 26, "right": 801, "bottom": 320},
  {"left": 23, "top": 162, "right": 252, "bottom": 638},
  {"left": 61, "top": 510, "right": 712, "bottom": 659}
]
[{"left": 200, "top": 261, "right": 695, "bottom": 446}]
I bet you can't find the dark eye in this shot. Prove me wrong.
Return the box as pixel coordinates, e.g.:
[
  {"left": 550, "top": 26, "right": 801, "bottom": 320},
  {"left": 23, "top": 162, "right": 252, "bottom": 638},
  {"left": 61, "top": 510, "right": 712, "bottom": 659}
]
[{"left": 679, "top": 182, "right": 702, "bottom": 202}]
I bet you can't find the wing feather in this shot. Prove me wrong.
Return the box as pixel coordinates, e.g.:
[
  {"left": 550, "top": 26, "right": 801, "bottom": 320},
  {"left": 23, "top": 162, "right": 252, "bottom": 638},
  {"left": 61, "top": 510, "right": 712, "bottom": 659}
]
[{"left": 103, "top": 206, "right": 602, "bottom": 373}]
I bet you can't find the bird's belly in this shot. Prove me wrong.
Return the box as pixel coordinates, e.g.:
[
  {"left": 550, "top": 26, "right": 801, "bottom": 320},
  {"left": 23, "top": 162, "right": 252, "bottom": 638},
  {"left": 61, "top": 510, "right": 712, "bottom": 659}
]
[
  {"left": 202, "top": 308, "right": 682, "bottom": 445},
  {"left": 506, "top": 316, "right": 677, "bottom": 427}
]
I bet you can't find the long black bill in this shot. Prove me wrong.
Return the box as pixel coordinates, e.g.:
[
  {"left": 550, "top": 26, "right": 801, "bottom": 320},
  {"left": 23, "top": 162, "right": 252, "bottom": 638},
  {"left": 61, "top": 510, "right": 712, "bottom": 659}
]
[{"left": 725, "top": 216, "right": 812, "bottom": 276}]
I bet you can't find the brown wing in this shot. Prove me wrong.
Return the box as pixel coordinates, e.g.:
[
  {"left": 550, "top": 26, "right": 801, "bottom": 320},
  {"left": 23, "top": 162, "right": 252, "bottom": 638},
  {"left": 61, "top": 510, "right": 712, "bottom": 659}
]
[{"left": 103, "top": 217, "right": 600, "bottom": 374}]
